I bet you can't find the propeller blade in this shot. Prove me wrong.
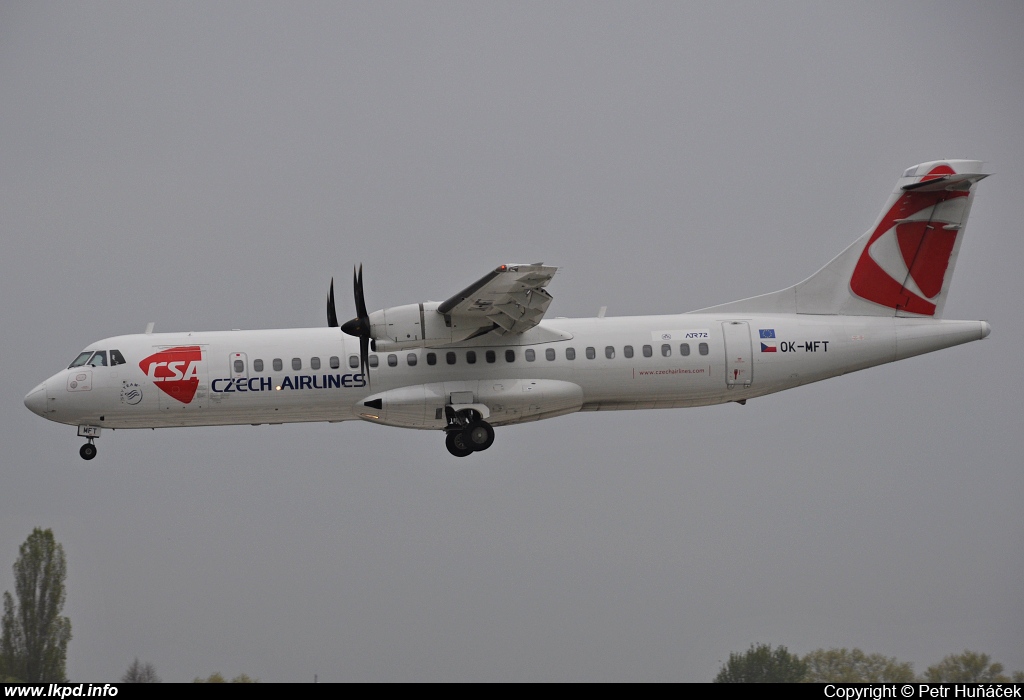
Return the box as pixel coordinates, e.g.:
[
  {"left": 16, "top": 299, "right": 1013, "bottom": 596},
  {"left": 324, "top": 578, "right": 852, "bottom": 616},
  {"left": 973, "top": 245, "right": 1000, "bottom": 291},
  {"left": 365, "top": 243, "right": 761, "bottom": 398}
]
[
  {"left": 337, "top": 264, "right": 373, "bottom": 388},
  {"left": 354, "top": 264, "right": 368, "bottom": 321},
  {"left": 327, "top": 278, "right": 339, "bottom": 328},
  {"left": 360, "top": 335, "right": 370, "bottom": 386},
  {"left": 340, "top": 265, "right": 371, "bottom": 338}
]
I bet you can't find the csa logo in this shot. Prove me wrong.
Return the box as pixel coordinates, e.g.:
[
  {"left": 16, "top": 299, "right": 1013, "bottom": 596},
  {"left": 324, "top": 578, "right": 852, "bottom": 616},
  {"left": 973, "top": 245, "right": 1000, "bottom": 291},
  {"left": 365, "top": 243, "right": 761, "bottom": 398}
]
[{"left": 139, "top": 346, "right": 203, "bottom": 404}]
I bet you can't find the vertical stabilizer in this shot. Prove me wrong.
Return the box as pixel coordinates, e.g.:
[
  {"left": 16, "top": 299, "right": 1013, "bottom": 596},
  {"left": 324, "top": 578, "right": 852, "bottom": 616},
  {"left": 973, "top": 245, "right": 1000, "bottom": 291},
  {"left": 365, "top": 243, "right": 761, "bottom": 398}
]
[{"left": 694, "top": 160, "right": 988, "bottom": 317}]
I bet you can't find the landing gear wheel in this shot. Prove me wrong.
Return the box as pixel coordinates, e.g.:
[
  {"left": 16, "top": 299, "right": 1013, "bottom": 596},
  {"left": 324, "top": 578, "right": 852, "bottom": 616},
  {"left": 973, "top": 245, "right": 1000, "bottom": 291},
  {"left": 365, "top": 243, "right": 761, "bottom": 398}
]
[
  {"left": 462, "top": 420, "right": 495, "bottom": 452},
  {"left": 445, "top": 431, "right": 474, "bottom": 458},
  {"left": 80, "top": 443, "right": 97, "bottom": 461}
]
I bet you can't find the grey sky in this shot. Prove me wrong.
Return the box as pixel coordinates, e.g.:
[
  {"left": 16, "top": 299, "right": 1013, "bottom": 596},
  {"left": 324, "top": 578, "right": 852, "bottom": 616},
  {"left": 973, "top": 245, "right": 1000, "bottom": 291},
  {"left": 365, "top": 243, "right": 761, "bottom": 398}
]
[{"left": 2, "top": 1, "right": 1021, "bottom": 681}]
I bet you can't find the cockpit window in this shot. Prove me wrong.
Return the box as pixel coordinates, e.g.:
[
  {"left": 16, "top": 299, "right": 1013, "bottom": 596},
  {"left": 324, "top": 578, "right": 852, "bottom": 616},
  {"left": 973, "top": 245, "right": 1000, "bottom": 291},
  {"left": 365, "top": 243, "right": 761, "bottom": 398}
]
[
  {"left": 87, "top": 351, "right": 107, "bottom": 367},
  {"left": 110, "top": 349, "right": 127, "bottom": 366},
  {"left": 68, "top": 352, "right": 93, "bottom": 368}
]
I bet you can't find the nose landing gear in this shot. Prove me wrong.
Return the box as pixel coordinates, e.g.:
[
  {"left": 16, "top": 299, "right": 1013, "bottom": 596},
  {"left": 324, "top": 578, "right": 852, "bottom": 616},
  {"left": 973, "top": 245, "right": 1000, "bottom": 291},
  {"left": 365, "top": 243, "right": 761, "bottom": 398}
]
[
  {"left": 443, "top": 407, "right": 495, "bottom": 457},
  {"left": 79, "top": 441, "right": 97, "bottom": 460},
  {"left": 77, "top": 425, "right": 101, "bottom": 460}
]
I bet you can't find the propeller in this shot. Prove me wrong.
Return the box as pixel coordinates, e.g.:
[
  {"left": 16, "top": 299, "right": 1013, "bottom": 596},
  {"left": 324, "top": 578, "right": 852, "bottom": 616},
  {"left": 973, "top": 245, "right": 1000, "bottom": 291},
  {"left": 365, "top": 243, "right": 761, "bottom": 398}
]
[
  {"left": 327, "top": 278, "right": 339, "bottom": 328},
  {"left": 340, "top": 264, "right": 372, "bottom": 382}
]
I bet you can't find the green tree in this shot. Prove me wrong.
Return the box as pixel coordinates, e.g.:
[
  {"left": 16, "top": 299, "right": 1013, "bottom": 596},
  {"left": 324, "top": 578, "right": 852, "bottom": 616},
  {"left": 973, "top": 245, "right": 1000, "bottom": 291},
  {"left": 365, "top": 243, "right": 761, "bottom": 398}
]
[
  {"left": 925, "top": 651, "right": 1009, "bottom": 682},
  {"left": 122, "top": 658, "right": 160, "bottom": 683},
  {"left": 802, "top": 648, "right": 915, "bottom": 683},
  {"left": 0, "top": 529, "right": 72, "bottom": 682},
  {"left": 714, "top": 643, "right": 807, "bottom": 683}
]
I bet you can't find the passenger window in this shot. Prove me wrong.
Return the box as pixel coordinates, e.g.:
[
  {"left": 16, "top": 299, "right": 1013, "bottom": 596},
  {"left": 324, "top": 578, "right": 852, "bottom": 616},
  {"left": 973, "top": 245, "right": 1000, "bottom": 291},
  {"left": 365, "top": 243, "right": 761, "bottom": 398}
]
[
  {"left": 254, "top": 359, "right": 264, "bottom": 372},
  {"left": 545, "top": 348, "right": 556, "bottom": 361},
  {"left": 586, "top": 347, "right": 596, "bottom": 360},
  {"left": 68, "top": 352, "right": 93, "bottom": 368},
  {"left": 643, "top": 345, "right": 653, "bottom": 358},
  {"left": 466, "top": 351, "right": 477, "bottom": 365},
  {"left": 662, "top": 344, "right": 672, "bottom": 357},
  {"left": 233, "top": 359, "right": 245, "bottom": 374},
  {"left": 387, "top": 354, "right": 398, "bottom": 367},
  {"left": 110, "top": 349, "right": 127, "bottom": 366},
  {"left": 505, "top": 349, "right": 515, "bottom": 362},
  {"left": 292, "top": 358, "right": 302, "bottom": 371},
  {"left": 311, "top": 357, "right": 321, "bottom": 370},
  {"left": 699, "top": 342, "right": 709, "bottom": 356},
  {"left": 273, "top": 358, "right": 283, "bottom": 371},
  {"left": 427, "top": 353, "right": 437, "bottom": 366},
  {"left": 88, "top": 351, "right": 107, "bottom": 367},
  {"left": 566, "top": 348, "right": 576, "bottom": 360},
  {"left": 446, "top": 352, "right": 456, "bottom": 365},
  {"left": 605, "top": 346, "right": 615, "bottom": 359},
  {"left": 680, "top": 343, "right": 690, "bottom": 356},
  {"left": 525, "top": 349, "right": 535, "bottom": 362},
  {"left": 624, "top": 345, "right": 634, "bottom": 358},
  {"left": 407, "top": 353, "right": 417, "bottom": 366},
  {"left": 330, "top": 356, "right": 340, "bottom": 370},
  {"left": 348, "top": 355, "right": 359, "bottom": 369},
  {"left": 486, "top": 350, "right": 496, "bottom": 363},
  {"left": 368, "top": 355, "right": 379, "bottom": 368}
]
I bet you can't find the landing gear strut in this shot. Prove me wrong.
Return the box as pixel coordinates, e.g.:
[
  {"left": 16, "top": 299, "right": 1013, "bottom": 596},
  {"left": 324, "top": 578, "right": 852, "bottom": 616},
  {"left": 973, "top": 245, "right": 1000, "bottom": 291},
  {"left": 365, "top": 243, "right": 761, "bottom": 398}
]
[
  {"left": 443, "top": 407, "right": 495, "bottom": 457},
  {"left": 80, "top": 441, "right": 97, "bottom": 461}
]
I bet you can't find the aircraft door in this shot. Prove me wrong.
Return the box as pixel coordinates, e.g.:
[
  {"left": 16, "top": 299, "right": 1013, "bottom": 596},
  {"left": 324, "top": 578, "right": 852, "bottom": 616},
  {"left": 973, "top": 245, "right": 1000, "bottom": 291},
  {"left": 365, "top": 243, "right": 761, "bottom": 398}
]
[
  {"left": 723, "top": 321, "right": 753, "bottom": 387},
  {"left": 230, "top": 352, "right": 248, "bottom": 379}
]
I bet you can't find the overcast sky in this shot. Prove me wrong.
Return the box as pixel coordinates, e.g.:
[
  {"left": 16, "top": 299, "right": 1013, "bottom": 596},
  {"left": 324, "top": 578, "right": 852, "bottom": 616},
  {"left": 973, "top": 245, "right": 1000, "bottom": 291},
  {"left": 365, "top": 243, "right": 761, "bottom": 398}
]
[{"left": 2, "top": 1, "right": 1022, "bottom": 682}]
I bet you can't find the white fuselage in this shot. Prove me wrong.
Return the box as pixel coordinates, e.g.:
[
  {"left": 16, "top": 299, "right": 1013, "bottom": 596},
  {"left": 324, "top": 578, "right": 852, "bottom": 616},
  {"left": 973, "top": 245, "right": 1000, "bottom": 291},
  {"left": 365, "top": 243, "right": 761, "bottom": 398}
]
[{"left": 25, "top": 313, "right": 990, "bottom": 433}]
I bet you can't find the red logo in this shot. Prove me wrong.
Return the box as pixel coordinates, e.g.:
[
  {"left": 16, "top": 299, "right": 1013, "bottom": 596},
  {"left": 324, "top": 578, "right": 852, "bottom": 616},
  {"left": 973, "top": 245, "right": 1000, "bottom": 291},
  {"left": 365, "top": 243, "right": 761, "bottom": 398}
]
[
  {"left": 139, "top": 346, "right": 203, "bottom": 404},
  {"left": 849, "top": 165, "right": 967, "bottom": 315}
]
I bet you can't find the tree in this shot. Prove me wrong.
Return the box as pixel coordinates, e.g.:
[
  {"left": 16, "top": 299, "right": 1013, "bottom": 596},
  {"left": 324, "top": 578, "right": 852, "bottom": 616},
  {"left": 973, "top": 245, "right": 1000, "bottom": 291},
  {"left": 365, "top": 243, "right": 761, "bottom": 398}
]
[
  {"left": 714, "top": 643, "right": 807, "bottom": 682},
  {"left": 193, "top": 672, "right": 257, "bottom": 683},
  {"left": 925, "top": 651, "right": 1009, "bottom": 682},
  {"left": 122, "top": 658, "right": 161, "bottom": 683},
  {"left": 802, "top": 648, "right": 915, "bottom": 683},
  {"left": 0, "top": 529, "right": 72, "bottom": 682}
]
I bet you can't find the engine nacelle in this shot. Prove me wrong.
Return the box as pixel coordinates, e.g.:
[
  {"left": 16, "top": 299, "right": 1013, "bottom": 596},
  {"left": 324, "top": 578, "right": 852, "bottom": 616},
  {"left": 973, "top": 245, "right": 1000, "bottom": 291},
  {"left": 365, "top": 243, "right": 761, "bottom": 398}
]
[{"left": 370, "top": 301, "right": 473, "bottom": 351}]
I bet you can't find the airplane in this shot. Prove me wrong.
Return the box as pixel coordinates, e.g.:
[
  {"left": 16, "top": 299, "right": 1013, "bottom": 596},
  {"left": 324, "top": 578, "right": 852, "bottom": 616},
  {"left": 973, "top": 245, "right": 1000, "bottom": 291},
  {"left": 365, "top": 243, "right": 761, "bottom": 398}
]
[{"left": 25, "top": 159, "right": 992, "bottom": 460}]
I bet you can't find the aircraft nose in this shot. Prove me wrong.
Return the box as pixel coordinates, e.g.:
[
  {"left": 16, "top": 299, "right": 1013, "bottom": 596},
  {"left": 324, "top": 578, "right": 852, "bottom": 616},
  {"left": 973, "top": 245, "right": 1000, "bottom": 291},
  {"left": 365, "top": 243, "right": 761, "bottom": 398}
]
[{"left": 24, "top": 383, "right": 47, "bottom": 417}]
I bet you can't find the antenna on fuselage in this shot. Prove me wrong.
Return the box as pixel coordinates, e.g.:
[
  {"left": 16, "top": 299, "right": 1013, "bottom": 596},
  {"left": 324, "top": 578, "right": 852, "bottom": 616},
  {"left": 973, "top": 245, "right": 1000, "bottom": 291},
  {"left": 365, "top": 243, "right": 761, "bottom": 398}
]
[{"left": 144, "top": 322, "right": 155, "bottom": 334}]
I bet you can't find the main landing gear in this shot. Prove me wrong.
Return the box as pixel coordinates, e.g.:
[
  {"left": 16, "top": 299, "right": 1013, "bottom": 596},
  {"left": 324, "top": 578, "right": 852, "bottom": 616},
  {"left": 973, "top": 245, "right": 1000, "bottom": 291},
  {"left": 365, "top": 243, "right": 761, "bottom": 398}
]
[{"left": 443, "top": 407, "right": 495, "bottom": 457}]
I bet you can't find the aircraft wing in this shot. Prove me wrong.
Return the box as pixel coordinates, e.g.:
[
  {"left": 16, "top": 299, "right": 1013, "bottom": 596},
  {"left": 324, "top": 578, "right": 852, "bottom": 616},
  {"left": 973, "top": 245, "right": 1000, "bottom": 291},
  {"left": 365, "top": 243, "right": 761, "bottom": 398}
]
[{"left": 437, "top": 264, "right": 557, "bottom": 335}]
